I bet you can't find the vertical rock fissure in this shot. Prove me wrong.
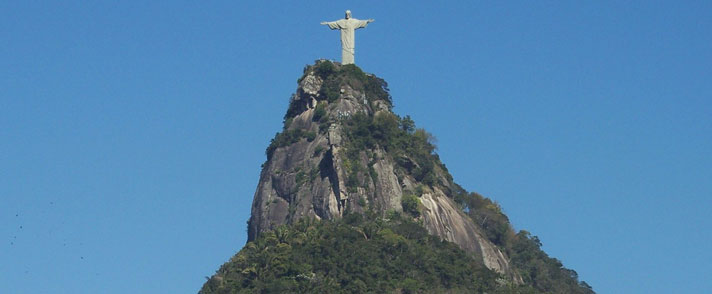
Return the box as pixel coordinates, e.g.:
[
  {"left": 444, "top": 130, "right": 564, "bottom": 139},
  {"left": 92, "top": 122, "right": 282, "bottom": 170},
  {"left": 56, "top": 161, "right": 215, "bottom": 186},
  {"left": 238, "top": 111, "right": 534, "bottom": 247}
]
[{"left": 319, "top": 149, "right": 343, "bottom": 216}]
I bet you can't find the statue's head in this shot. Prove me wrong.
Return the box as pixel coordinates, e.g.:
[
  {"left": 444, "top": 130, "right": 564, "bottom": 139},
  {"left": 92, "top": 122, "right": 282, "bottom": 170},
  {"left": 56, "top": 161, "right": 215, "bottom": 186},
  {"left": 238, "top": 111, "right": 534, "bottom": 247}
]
[{"left": 345, "top": 10, "right": 351, "bottom": 19}]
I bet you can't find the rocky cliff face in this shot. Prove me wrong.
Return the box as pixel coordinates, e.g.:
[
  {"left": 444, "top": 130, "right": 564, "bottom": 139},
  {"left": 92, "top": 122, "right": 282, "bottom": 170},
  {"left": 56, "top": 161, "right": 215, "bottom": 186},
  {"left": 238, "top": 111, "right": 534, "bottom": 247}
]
[{"left": 247, "top": 60, "right": 519, "bottom": 280}]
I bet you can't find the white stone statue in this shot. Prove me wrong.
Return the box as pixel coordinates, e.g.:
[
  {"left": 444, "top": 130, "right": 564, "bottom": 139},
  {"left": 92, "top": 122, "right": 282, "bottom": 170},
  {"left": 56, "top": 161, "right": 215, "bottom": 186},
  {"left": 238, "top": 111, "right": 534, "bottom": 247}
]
[{"left": 321, "top": 10, "right": 374, "bottom": 65}]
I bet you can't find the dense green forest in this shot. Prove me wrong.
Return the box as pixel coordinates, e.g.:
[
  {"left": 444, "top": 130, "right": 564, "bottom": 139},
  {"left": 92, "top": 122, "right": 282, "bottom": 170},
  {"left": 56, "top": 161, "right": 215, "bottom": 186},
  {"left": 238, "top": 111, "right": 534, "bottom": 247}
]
[
  {"left": 203, "top": 213, "right": 508, "bottom": 293},
  {"left": 201, "top": 211, "right": 592, "bottom": 294}
]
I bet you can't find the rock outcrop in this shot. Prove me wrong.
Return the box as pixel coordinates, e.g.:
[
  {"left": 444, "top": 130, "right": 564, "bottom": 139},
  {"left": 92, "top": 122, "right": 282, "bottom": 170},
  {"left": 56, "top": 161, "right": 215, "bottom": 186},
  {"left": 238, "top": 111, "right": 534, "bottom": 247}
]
[{"left": 246, "top": 60, "right": 520, "bottom": 280}]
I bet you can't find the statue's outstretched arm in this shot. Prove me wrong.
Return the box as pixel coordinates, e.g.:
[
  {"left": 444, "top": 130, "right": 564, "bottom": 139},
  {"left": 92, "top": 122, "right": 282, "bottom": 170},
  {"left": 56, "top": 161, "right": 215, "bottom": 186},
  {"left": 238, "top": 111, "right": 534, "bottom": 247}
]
[
  {"left": 355, "top": 19, "right": 373, "bottom": 29},
  {"left": 321, "top": 21, "right": 341, "bottom": 30}
]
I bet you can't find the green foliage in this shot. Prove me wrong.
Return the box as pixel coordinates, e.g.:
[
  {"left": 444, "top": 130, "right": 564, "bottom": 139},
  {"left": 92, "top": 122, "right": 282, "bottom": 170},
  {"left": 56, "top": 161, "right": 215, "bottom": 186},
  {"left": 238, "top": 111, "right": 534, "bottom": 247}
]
[
  {"left": 506, "top": 231, "right": 595, "bottom": 294},
  {"left": 341, "top": 111, "right": 442, "bottom": 188},
  {"left": 358, "top": 196, "right": 367, "bottom": 207},
  {"left": 457, "top": 191, "right": 512, "bottom": 246},
  {"left": 342, "top": 146, "right": 366, "bottom": 192},
  {"left": 295, "top": 170, "right": 307, "bottom": 187},
  {"left": 315, "top": 61, "right": 392, "bottom": 106},
  {"left": 305, "top": 131, "right": 316, "bottom": 142},
  {"left": 282, "top": 117, "right": 293, "bottom": 130},
  {"left": 339, "top": 64, "right": 392, "bottom": 107},
  {"left": 414, "top": 184, "right": 425, "bottom": 196},
  {"left": 401, "top": 193, "right": 421, "bottom": 217},
  {"left": 265, "top": 129, "right": 314, "bottom": 160},
  {"left": 317, "top": 63, "right": 341, "bottom": 103},
  {"left": 313, "top": 146, "right": 325, "bottom": 157},
  {"left": 312, "top": 101, "right": 328, "bottom": 123},
  {"left": 367, "top": 164, "right": 378, "bottom": 183},
  {"left": 283, "top": 101, "right": 303, "bottom": 123},
  {"left": 318, "top": 122, "right": 330, "bottom": 134},
  {"left": 308, "top": 167, "right": 319, "bottom": 183},
  {"left": 319, "top": 78, "right": 341, "bottom": 103},
  {"left": 286, "top": 61, "right": 393, "bottom": 122},
  {"left": 200, "top": 214, "right": 501, "bottom": 294},
  {"left": 400, "top": 115, "right": 415, "bottom": 133},
  {"left": 313, "top": 60, "right": 336, "bottom": 79},
  {"left": 453, "top": 188, "right": 595, "bottom": 294}
]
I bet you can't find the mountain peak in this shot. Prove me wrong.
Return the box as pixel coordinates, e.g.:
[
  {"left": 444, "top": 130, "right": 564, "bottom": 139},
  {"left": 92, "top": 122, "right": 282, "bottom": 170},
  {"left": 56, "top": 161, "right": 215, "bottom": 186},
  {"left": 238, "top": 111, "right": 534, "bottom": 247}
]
[
  {"left": 203, "top": 60, "right": 594, "bottom": 293},
  {"left": 250, "top": 60, "right": 517, "bottom": 277}
]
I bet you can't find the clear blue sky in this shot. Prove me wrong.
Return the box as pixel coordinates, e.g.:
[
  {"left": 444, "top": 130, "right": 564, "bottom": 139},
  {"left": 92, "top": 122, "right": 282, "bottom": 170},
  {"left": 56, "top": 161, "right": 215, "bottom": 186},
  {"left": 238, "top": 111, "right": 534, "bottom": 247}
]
[{"left": 2, "top": 1, "right": 710, "bottom": 293}]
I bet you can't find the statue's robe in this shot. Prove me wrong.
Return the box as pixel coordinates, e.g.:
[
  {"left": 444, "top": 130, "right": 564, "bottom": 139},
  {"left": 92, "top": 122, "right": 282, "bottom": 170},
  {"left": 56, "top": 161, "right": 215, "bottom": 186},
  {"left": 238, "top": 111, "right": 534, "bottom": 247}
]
[{"left": 324, "top": 18, "right": 370, "bottom": 65}]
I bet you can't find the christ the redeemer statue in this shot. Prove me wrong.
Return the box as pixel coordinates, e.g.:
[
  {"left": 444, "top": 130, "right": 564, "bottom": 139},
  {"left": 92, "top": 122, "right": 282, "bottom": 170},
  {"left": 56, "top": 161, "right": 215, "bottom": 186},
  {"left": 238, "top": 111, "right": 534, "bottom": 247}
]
[{"left": 321, "top": 10, "right": 374, "bottom": 65}]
